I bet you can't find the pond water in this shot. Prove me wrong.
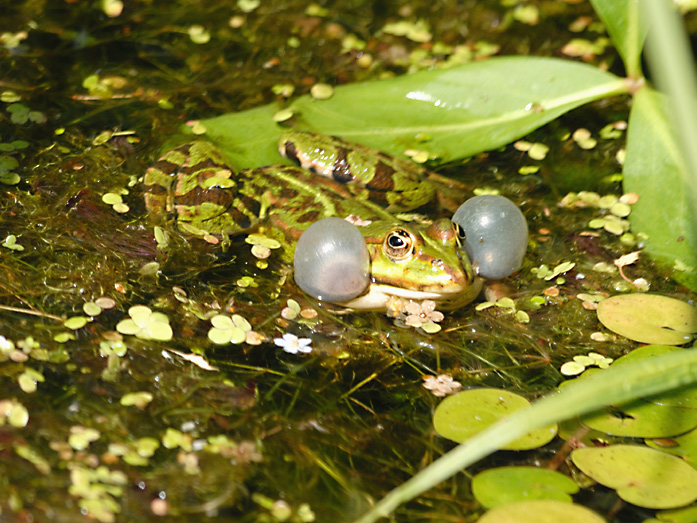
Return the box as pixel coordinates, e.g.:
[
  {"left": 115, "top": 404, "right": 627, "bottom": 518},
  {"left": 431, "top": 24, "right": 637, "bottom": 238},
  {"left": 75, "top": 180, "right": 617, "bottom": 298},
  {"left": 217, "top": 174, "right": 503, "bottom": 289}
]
[{"left": 1, "top": 1, "right": 694, "bottom": 522}]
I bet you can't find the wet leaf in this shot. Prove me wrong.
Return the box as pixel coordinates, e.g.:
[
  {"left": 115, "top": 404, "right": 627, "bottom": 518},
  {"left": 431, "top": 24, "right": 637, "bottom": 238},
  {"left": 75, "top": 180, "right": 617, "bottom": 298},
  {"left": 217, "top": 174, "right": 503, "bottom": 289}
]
[
  {"left": 580, "top": 395, "right": 697, "bottom": 438},
  {"left": 596, "top": 293, "right": 697, "bottom": 345},
  {"left": 610, "top": 345, "right": 697, "bottom": 408},
  {"left": 472, "top": 466, "right": 578, "bottom": 509},
  {"left": 478, "top": 500, "right": 604, "bottom": 523},
  {"left": 572, "top": 445, "right": 697, "bottom": 509},
  {"left": 200, "top": 57, "right": 628, "bottom": 169},
  {"left": 433, "top": 388, "right": 557, "bottom": 450},
  {"left": 624, "top": 88, "right": 697, "bottom": 292}
]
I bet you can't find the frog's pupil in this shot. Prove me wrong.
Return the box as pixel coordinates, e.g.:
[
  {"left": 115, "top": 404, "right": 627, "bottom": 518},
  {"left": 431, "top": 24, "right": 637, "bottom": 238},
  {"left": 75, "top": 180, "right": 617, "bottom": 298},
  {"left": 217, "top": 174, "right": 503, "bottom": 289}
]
[{"left": 388, "top": 235, "right": 405, "bottom": 248}]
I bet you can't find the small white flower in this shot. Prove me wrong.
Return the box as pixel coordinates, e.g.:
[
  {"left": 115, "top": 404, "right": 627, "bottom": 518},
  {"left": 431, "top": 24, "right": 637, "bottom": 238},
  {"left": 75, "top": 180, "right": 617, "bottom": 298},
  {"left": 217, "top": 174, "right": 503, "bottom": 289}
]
[{"left": 273, "top": 333, "right": 312, "bottom": 354}]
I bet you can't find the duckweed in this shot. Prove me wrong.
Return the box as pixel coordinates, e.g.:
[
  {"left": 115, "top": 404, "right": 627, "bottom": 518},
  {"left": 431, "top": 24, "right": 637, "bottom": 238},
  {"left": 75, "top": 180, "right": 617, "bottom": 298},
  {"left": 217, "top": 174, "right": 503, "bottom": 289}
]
[
  {"left": 69, "top": 465, "right": 127, "bottom": 523},
  {"left": 83, "top": 301, "right": 103, "bottom": 317},
  {"left": 208, "top": 314, "right": 252, "bottom": 344},
  {"left": 2, "top": 234, "right": 23, "bottom": 250},
  {"left": 162, "top": 427, "right": 193, "bottom": 451},
  {"left": 120, "top": 392, "right": 153, "bottom": 409},
  {"left": 116, "top": 306, "right": 173, "bottom": 341},
  {"left": 0, "top": 399, "right": 29, "bottom": 427},
  {"left": 281, "top": 299, "right": 301, "bottom": 320},
  {"left": 18, "top": 368, "right": 44, "bottom": 393},
  {"left": 3, "top": 2, "right": 697, "bottom": 522},
  {"left": 64, "top": 316, "right": 90, "bottom": 330},
  {"left": 68, "top": 426, "right": 101, "bottom": 451},
  {"left": 310, "top": 83, "right": 334, "bottom": 99}
]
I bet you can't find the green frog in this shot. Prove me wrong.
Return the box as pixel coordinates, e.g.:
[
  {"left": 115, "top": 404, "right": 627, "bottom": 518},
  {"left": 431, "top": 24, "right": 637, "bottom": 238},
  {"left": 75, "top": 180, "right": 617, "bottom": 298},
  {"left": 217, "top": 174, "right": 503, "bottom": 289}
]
[{"left": 143, "top": 130, "right": 482, "bottom": 310}]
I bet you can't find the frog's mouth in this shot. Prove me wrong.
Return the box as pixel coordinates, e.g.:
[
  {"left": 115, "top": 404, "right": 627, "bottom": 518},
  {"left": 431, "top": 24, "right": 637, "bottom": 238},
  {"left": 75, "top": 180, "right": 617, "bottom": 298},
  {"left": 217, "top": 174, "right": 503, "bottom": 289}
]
[{"left": 339, "top": 278, "right": 483, "bottom": 311}]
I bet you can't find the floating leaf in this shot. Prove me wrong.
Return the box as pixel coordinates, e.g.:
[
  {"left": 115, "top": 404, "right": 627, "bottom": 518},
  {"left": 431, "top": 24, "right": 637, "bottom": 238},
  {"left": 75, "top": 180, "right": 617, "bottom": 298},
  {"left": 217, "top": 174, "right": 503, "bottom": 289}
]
[
  {"left": 64, "top": 316, "right": 89, "bottom": 330},
  {"left": 653, "top": 505, "right": 697, "bottom": 523},
  {"left": 478, "top": 500, "right": 604, "bottom": 523},
  {"left": 116, "top": 306, "right": 173, "bottom": 341},
  {"left": 433, "top": 388, "right": 557, "bottom": 450},
  {"left": 120, "top": 392, "right": 153, "bottom": 409},
  {"left": 581, "top": 395, "right": 697, "bottom": 438},
  {"left": 83, "top": 302, "right": 102, "bottom": 317},
  {"left": 200, "top": 57, "right": 628, "bottom": 169},
  {"left": 572, "top": 445, "right": 697, "bottom": 509},
  {"left": 472, "top": 467, "right": 578, "bottom": 509},
  {"left": 596, "top": 293, "right": 697, "bottom": 345},
  {"left": 646, "top": 425, "right": 697, "bottom": 468},
  {"left": 6, "top": 401, "right": 29, "bottom": 428},
  {"left": 94, "top": 297, "right": 116, "bottom": 309},
  {"left": 611, "top": 345, "right": 697, "bottom": 408},
  {"left": 310, "top": 83, "right": 334, "bottom": 100}
]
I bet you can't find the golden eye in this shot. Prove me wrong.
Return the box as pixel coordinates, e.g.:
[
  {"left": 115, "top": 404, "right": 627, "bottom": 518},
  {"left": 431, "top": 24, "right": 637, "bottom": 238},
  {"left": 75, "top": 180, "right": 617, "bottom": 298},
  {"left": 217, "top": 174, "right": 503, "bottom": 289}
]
[{"left": 383, "top": 229, "right": 414, "bottom": 260}]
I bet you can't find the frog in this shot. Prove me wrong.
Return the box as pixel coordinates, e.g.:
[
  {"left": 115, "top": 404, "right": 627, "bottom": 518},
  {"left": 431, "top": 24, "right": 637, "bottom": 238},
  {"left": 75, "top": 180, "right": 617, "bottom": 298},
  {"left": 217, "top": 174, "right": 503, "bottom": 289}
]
[{"left": 143, "top": 130, "right": 482, "bottom": 310}]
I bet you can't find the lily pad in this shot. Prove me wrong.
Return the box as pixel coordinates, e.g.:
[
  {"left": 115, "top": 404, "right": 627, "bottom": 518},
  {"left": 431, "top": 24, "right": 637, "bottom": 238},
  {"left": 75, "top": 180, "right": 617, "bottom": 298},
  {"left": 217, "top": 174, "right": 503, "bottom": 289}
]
[
  {"left": 571, "top": 445, "right": 697, "bottom": 509},
  {"left": 478, "top": 500, "right": 604, "bottom": 523},
  {"left": 653, "top": 504, "right": 697, "bottom": 523},
  {"left": 646, "top": 425, "right": 697, "bottom": 468},
  {"left": 596, "top": 293, "right": 697, "bottom": 345},
  {"left": 472, "top": 466, "right": 579, "bottom": 509},
  {"left": 433, "top": 388, "right": 557, "bottom": 450},
  {"left": 611, "top": 345, "right": 697, "bottom": 408},
  {"left": 580, "top": 396, "right": 697, "bottom": 438}
]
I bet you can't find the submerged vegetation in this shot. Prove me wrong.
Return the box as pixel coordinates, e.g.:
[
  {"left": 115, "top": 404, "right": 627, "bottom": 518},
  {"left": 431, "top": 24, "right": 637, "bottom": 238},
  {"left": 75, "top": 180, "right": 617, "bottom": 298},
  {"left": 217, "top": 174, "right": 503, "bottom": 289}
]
[{"left": 1, "top": 1, "right": 696, "bottom": 522}]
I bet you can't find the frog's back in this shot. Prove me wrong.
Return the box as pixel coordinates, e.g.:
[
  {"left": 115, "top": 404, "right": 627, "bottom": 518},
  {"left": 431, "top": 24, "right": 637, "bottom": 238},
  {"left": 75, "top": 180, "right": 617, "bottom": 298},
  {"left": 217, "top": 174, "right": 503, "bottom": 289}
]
[{"left": 143, "top": 140, "right": 394, "bottom": 239}]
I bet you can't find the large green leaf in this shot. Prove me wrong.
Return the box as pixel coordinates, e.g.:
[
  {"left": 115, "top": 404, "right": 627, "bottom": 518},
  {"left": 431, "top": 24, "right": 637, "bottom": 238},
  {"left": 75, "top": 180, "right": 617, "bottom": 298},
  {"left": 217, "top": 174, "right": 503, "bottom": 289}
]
[
  {"left": 200, "top": 56, "right": 628, "bottom": 169},
  {"left": 589, "top": 0, "right": 647, "bottom": 78},
  {"left": 623, "top": 87, "right": 697, "bottom": 292},
  {"left": 198, "top": 103, "right": 286, "bottom": 169}
]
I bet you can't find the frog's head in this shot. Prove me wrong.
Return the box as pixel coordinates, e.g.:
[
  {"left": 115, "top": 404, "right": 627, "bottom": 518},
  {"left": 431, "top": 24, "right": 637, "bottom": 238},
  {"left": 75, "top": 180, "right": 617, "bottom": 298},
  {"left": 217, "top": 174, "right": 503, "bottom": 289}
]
[{"left": 340, "top": 218, "right": 482, "bottom": 310}]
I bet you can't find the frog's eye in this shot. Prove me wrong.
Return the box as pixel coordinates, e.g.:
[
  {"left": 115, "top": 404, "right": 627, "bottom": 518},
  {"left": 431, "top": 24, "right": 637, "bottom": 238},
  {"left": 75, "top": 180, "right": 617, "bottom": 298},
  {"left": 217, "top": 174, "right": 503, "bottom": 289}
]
[
  {"left": 453, "top": 221, "right": 467, "bottom": 245},
  {"left": 384, "top": 229, "right": 414, "bottom": 260}
]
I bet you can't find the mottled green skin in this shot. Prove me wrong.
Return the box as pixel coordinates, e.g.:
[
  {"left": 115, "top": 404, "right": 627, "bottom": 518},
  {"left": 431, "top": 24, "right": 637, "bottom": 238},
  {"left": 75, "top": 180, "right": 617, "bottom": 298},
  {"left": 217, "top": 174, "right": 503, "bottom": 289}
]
[
  {"left": 278, "top": 130, "right": 436, "bottom": 212},
  {"left": 143, "top": 133, "right": 481, "bottom": 309}
]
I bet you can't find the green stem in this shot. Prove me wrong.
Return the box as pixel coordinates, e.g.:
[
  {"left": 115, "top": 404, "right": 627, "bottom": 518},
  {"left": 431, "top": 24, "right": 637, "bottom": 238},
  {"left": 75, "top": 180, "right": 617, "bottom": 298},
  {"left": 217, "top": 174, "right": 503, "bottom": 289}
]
[{"left": 641, "top": 0, "right": 697, "bottom": 214}]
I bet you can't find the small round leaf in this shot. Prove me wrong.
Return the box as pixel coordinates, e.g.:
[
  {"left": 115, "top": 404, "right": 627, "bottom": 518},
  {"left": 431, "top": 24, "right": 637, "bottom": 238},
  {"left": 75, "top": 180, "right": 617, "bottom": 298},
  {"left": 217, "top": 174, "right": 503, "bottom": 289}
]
[
  {"left": 472, "top": 467, "right": 579, "bottom": 509},
  {"left": 572, "top": 445, "right": 697, "bottom": 509},
  {"left": 478, "top": 500, "right": 604, "bottom": 523},
  {"left": 433, "top": 388, "right": 557, "bottom": 450},
  {"left": 597, "top": 294, "right": 697, "bottom": 345}
]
